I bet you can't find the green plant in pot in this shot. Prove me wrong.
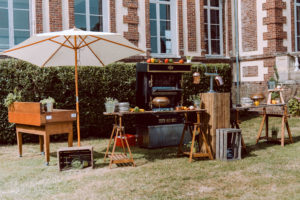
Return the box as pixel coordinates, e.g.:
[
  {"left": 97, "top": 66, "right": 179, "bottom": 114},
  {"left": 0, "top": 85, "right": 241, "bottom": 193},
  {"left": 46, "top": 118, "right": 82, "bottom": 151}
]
[
  {"left": 4, "top": 88, "right": 22, "bottom": 111},
  {"left": 271, "top": 126, "right": 279, "bottom": 139},
  {"left": 186, "top": 56, "right": 193, "bottom": 63},
  {"left": 188, "top": 94, "right": 201, "bottom": 109},
  {"left": 40, "top": 97, "right": 55, "bottom": 112},
  {"left": 104, "top": 97, "right": 118, "bottom": 113},
  {"left": 268, "top": 77, "right": 276, "bottom": 89}
]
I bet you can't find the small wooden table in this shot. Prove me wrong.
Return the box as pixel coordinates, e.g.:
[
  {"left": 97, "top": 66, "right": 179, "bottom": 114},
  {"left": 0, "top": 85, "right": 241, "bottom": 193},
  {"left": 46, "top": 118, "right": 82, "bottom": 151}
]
[
  {"left": 8, "top": 102, "right": 77, "bottom": 165},
  {"left": 232, "top": 104, "right": 293, "bottom": 146},
  {"left": 104, "top": 109, "right": 212, "bottom": 167}
]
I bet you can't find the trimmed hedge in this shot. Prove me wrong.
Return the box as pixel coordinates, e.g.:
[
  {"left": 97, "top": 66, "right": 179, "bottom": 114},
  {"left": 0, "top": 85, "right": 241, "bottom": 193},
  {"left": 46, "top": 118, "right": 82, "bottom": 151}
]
[{"left": 0, "top": 59, "right": 231, "bottom": 144}]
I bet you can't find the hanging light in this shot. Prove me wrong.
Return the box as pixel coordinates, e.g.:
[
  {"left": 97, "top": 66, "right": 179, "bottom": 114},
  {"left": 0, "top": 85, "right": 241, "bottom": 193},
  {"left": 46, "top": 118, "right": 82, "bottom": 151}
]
[
  {"left": 193, "top": 67, "right": 200, "bottom": 84},
  {"left": 294, "top": 56, "right": 300, "bottom": 72}
]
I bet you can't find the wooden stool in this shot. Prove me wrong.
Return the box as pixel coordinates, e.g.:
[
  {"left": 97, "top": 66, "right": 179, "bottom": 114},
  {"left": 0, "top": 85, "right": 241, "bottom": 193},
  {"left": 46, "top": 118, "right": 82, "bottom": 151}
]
[
  {"left": 267, "top": 88, "right": 285, "bottom": 104},
  {"left": 104, "top": 116, "right": 135, "bottom": 168}
]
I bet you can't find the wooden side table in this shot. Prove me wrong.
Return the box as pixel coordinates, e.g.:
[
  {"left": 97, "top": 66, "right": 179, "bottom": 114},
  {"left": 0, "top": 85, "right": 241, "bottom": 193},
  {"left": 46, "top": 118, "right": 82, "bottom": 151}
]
[
  {"left": 178, "top": 111, "right": 214, "bottom": 162},
  {"left": 104, "top": 114, "right": 135, "bottom": 168}
]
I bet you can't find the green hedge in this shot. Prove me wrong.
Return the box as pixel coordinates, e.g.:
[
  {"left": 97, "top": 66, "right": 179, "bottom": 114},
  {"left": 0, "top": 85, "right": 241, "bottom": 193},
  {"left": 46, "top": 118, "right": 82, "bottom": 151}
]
[{"left": 0, "top": 59, "right": 231, "bottom": 144}]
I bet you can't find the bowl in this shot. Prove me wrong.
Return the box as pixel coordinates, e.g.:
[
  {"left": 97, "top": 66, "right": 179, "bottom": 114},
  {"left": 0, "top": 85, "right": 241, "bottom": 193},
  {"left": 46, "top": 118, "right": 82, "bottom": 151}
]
[{"left": 152, "top": 97, "right": 170, "bottom": 107}]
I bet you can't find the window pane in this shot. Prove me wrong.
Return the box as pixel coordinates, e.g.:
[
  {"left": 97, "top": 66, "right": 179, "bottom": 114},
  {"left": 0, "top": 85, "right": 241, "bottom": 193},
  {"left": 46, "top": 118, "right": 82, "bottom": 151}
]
[
  {"left": 151, "top": 37, "right": 158, "bottom": 53},
  {"left": 160, "top": 21, "right": 170, "bottom": 37},
  {"left": 204, "top": 39, "right": 209, "bottom": 54},
  {"left": 204, "top": 9, "right": 208, "bottom": 23},
  {"left": 0, "top": 0, "right": 8, "bottom": 7},
  {"left": 0, "top": 28, "right": 9, "bottom": 46},
  {"left": 150, "top": 20, "right": 157, "bottom": 36},
  {"left": 160, "top": 4, "right": 170, "bottom": 20},
  {"left": 14, "top": 10, "right": 29, "bottom": 29},
  {"left": 211, "top": 25, "right": 220, "bottom": 39},
  {"left": 297, "top": 7, "right": 300, "bottom": 20},
  {"left": 210, "top": 10, "right": 219, "bottom": 24},
  {"left": 150, "top": 3, "right": 156, "bottom": 19},
  {"left": 297, "top": 37, "right": 300, "bottom": 51},
  {"left": 297, "top": 0, "right": 300, "bottom": 3},
  {"left": 75, "top": 0, "right": 86, "bottom": 14},
  {"left": 90, "top": 0, "right": 102, "bottom": 15},
  {"left": 75, "top": 14, "right": 86, "bottom": 30},
  {"left": 14, "top": 30, "right": 30, "bottom": 44},
  {"left": 13, "top": 0, "right": 29, "bottom": 9},
  {"left": 297, "top": 22, "right": 300, "bottom": 35},
  {"left": 204, "top": 0, "right": 208, "bottom": 6},
  {"left": 210, "top": 0, "right": 219, "bottom": 7},
  {"left": 160, "top": 37, "right": 166, "bottom": 53},
  {"left": 211, "top": 39, "right": 220, "bottom": 54},
  {"left": 90, "top": 15, "right": 103, "bottom": 31},
  {"left": 204, "top": 24, "right": 208, "bottom": 39},
  {"left": 0, "top": 8, "right": 8, "bottom": 28}
]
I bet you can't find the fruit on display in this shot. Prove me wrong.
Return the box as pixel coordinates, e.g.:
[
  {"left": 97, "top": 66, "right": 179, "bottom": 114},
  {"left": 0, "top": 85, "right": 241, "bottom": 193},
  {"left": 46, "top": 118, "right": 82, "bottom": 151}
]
[
  {"left": 169, "top": 58, "right": 173, "bottom": 63},
  {"left": 147, "top": 58, "right": 151, "bottom": 63},
  {"left": 134, "top": 106, "right": 140, "bottom": 112},
  {"left": 164, "top": 59, "right": 169, "bottom": 63},
  {"left": 150, "top": 58, "right": 155, "bottom": 63},
  {"left": 179, "top": 59, "right": 184, "bottom": 64}
]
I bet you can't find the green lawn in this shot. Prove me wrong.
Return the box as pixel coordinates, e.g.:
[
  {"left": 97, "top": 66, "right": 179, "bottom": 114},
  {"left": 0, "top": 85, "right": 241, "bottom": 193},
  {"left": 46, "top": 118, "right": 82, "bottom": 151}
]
[{"left": 0, "top": 116, "right": 300, "bottom": 200}]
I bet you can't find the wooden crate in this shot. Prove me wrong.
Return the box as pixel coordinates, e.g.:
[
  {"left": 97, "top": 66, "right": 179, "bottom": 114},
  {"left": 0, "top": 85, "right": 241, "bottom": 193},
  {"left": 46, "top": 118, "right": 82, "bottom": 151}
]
[
  {"left": 57, "top": 146, "right": 94, "bottom": 171},
  {"left": 216, "top": 128, "right": 242, "bottom": 161},
  {"left": 200, "top": 93, "right": 230, "bottom": 157}
]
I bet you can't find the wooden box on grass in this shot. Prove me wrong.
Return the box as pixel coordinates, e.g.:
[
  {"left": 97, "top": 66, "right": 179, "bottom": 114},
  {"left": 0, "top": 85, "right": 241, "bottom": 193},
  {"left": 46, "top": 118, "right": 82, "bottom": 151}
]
[
  {"left": 57, "top": 146, "right": 94, "bottom": 171},
  {"left": 216, "top": 128, "right": 242, "bottom": 161}
]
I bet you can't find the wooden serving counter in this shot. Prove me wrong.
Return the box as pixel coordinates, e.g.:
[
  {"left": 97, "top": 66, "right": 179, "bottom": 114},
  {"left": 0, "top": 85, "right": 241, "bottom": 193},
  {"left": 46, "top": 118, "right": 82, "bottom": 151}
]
[{"left": 8, "top": 102, "right": 77, "bottom": 165}]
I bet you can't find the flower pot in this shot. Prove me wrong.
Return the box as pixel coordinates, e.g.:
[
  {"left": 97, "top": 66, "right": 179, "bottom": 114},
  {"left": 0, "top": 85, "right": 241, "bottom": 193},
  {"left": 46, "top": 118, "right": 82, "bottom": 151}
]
[
  {"left": 268, "top": 81, "right": 276, "bottom": 89},
  {"left": 46, "top": 102, "right": 53, "bottom": 112},
  {"left": 193, "top": 99, "right": 201, "bottom": 109},
  {"left": 105, "top": 103, "right": 115, "bottom": 113}
]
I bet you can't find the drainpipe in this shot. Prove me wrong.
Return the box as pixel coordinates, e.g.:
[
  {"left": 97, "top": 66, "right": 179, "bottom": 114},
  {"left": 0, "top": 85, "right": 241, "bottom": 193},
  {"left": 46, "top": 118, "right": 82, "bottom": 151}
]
[{"left": 234, "top": 0, "right": 240, "bottom": 105}]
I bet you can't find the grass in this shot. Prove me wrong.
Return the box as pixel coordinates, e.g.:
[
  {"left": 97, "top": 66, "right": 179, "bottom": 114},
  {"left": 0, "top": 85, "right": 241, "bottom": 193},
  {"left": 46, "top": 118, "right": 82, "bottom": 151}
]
[{"left": 0, "top": 116, "right": 300, "bottom": 200}]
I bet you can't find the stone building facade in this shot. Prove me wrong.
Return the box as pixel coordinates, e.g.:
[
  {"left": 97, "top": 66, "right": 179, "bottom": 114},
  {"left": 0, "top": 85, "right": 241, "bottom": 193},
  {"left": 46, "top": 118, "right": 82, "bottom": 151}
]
[{"left": 0, "top": 0, "right": 299, "bottom": 102}]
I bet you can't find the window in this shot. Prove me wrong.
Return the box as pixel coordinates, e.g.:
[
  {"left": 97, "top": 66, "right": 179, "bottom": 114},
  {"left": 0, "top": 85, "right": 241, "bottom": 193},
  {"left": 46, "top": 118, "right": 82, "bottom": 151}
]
[
  {"left": 150, "top": 0, "right": 176, "bottom": 56},
  {"left": 204, "top": 0, "right": 223, "bottom": 56},
  {"left": 0, "top": 0, "right": 30, "bottom": 51},
  {"left": 295, "top": 0, "right": 300, "bottom": 51},
  {"left": 74, "top": 0, "right": 108, "bottom": 32}
]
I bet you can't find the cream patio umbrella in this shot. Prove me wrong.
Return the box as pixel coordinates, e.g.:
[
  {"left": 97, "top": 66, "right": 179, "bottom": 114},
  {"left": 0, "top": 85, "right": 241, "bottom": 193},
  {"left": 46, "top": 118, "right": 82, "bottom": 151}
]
[{"left": 1, "top": 28, "right": 145, "bottom": 146}]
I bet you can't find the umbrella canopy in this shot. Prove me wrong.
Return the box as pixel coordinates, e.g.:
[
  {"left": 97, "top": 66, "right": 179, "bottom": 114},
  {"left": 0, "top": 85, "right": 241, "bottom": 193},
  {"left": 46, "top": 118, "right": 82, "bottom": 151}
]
[{"left": 1, "top": 28, "right": 145, "bottom": 146}]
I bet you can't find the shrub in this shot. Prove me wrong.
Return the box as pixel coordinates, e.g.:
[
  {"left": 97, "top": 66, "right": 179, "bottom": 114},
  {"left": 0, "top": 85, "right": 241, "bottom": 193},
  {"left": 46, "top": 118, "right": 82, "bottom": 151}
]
[
  {"left": 288, "top": 97, "right": 300, "bottom": 116},
  {"left": 0, "top": 59, "right": 231, "bottom": 144}
]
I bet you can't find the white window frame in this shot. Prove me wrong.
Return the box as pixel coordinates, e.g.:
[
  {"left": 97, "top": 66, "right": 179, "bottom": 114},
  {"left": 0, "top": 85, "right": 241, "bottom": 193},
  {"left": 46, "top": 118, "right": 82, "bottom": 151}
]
[
  {"left": 149, "top": 0, "right": 178, "bottom": 58},
  {"left": 295, "top": 0, "right": 300, "bottom": 51},
  {"left": 74, "top": 0, "right": 108, "bottom": 32},
  {"left": 0, "top": 0, "right": 31, "bottom": 51},
  {"left": 204, "top": 0, "right": 223, "bottom": 57}
]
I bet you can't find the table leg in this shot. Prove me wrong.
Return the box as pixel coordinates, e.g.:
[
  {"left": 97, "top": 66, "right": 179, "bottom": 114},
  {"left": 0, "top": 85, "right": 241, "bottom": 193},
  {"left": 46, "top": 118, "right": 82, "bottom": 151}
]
[
  {"left": 286, "top": 120, "right": 293, "bottom": 143},
  {"left": 178, "top": 113, "right": 188, "bottom": 155},
  {"left": 44, "top": 134, "right": 50, "bottom": 165},
  {"left": 189, "top": 125, "right": 197, "bottom": 163},
  {"left": 256, "top": 108, "right": 266, "bottom": 144},
  {"left": 16, "top": 130, "right": 22, "bottom": 157},
  {"left": 265, "top": 115, "right": 269, "bottom": 139},
  {"left": 104, "top": 124, "right": 117, "bottom": 162},
  {"left": 39, "top": 135, "right": 44, "bottom": 154},
  {"left": 281, "top": 115, "right": 285, "bottom": 147},
  {"left": 109, "top": 125, "right": 120, "bottom": 169},
  {"left": 68, "top": 131, "right": 73, "bottom": 147}
]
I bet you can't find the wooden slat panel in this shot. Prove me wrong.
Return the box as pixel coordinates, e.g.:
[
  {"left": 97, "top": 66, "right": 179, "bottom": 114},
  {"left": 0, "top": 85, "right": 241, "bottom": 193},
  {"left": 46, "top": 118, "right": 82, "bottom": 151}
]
[
  {"left": 9, "top": 112, "right": 42, "bottom": 126},
  {"left": 200, "top": 93, "right": 230, "bottom": 157}
]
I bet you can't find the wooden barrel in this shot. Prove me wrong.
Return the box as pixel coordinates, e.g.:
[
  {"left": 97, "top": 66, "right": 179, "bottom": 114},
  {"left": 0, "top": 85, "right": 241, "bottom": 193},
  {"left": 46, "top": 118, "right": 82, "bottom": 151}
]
[{"left": 200, "top": 93, "right": 230, "bottom": 157}]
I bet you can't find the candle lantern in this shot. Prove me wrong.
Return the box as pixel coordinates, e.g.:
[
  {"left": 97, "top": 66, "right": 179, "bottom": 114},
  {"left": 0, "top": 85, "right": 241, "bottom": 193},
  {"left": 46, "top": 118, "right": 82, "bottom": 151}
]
[{"left": 193, "top": 66, "right": 201, "bottom": 84}]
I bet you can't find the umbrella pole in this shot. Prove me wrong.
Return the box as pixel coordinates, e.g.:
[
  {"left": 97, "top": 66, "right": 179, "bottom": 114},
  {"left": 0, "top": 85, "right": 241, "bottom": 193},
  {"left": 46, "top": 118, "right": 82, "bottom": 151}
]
[{"left": 74, "top": 36, "right": 81, "bottom": 147}]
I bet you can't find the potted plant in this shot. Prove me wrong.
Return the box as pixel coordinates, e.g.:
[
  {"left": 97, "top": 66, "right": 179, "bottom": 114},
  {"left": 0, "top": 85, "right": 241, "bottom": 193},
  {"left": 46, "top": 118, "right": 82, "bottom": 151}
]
[
  {"left": 271, "top": 92, "right": 280, "bottom": 104},
  {"left": 4, "top": 88, "right": 22, "bottom": 111},
  {"left": 186, "top": 56, "right": 193, "bottom": 63},
  {"left": 188, "top": 94, "right": 201, "bottom": 109},
  {"left": 268, "top": 77, "right": 276, "bottom": 89},
  {"left": 40, "top": 97, "right": 55, "bottom": 112},
  {"left": 271, "top": 126, "right": 279, "bottom": 139},
  {"left": 104, "top": 97, "right": 118, "bottom": 113}
]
